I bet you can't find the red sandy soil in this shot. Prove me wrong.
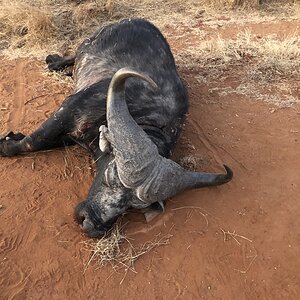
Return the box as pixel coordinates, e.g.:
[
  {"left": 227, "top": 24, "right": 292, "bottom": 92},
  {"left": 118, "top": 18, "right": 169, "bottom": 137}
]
[{"left": 1, "top": 20, "right": 299, "bottom": 300}]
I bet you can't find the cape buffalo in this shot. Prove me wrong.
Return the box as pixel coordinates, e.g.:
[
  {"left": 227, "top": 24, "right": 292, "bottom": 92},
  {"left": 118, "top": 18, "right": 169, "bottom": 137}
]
[{"left": 0, "top": 19, "right": 233, "bottom": 237}]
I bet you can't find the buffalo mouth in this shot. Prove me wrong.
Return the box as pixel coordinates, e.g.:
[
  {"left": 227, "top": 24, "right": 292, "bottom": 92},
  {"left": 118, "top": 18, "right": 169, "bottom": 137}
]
[{"left": 74, "top": 202, "right": 116, "bottom": 238}]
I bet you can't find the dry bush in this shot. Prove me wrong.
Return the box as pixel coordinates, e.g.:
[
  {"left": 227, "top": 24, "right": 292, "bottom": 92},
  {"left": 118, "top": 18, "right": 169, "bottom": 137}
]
[
  {"left": 72, "top": 0, "right": 115, "bottom": 34},
  {"left": 258, "top": 35, "right": 300, "bottom": 73}
]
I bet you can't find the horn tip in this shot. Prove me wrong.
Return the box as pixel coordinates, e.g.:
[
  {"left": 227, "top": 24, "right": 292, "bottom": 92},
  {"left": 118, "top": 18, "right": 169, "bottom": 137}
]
[{"left": 223, "top": 164, "right": 233, "bottom": 181}]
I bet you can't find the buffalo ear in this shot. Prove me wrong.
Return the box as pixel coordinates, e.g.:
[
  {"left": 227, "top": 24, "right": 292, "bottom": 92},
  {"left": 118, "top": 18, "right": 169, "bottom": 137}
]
[
  {"left": 99, "top": 125, "right": 111, "bottom": 153},
  {"left": 143, "top": 201, "right": 165, "bottom": 223}
]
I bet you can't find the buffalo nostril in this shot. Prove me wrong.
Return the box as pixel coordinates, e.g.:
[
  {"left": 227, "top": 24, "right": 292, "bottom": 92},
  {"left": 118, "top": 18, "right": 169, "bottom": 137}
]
[
  {"left": 78, "top": 213, "right": 85, "bottom": 225},
  {"left": 74, "top": 204, "right": 106, "bottom": 237},
  {"left": 75, "top": 210, "right": 88, "bottom": 227},
  {"left": 78, "top": 212, "right": 97, "bottom": 234},
  {"left": 76, "top": 210, "right": 95, "bottom": 232},
  {"left": 74, "top": 201, "right": 89, "bottom": 225},
  {"left": 81, "top": 218, "right": 95, "bottom": 231}
]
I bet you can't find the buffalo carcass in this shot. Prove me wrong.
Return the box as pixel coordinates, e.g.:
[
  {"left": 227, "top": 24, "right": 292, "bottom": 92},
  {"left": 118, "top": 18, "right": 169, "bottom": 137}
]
[{"left": 0, "top": 19, "right": 233, "bottom": 237}]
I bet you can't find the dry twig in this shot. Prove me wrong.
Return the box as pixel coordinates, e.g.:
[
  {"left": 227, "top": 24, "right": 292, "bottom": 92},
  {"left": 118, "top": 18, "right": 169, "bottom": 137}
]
[{"left": 220, "top": 228, "right": 253, "bottom": 245}]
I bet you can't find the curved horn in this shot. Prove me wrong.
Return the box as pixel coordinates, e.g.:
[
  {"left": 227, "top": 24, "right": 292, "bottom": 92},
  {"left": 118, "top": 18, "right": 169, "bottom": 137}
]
[
  {"left": 106, "top": 68, "right": 160, "bottom": 188},
  {"left": 107, "top": 67, "right": 157, "bottom": 122}
]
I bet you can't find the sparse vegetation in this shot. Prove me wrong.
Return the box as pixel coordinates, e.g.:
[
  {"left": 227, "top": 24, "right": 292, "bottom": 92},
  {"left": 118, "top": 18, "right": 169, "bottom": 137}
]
[
  {"left": 83, "top": 221, "right": 172, "bottom": 282},
  {"left": 179, "top": 31, "right": 300, "bottom": 107},
  {"left": 0, "top": 1, "right": 56, "bottom": 52},
  {"left": 179, "top": 31, "right": 300, "bottom": 77},
  {"left": 0, "top": 0, "right": 119, "bottom": 57},
  {"left": 200, "top": 0, "right": 261, "bottom": 9},
  {"left": 0, "top": 0, "right": 299, "bottom": 57}
]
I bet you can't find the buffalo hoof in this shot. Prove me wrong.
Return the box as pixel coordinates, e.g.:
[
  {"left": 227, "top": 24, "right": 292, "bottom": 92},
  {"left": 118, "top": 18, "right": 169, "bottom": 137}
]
[
  {"left": 46, "top": 54, "right": 75, "bottom": 76},
  {"left": 46, "top": 54, "right": 64, "bottom": 71},
  {"left": 0, "top": 131, "right": 25, "bottom": 142},
  {"left": 0, "top": 132, "right": 25, "bottom": 156}
]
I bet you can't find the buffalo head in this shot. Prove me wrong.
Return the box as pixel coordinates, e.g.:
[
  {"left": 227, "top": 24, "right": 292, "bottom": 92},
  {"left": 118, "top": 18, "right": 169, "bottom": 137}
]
[{"left": 75, "top": 68, "right": 233, "bottom": 237}]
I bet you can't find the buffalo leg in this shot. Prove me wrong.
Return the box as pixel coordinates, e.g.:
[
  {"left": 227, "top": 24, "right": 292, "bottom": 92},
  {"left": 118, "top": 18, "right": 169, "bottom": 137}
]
[
  {"left": 0, "top": 115, "right": 75, "bottom": 157},
  {"left": 46, "top": 54, "right": 75, "bottom": 73}
]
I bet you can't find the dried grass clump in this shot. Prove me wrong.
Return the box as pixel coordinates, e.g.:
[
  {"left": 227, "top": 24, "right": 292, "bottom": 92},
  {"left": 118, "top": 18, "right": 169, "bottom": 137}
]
[
  {"left": 179, "top": 155, "right": 202, "bottom": 171},
  {"left": 83, "top": 221, "right": 172, "bottom": 283},
  {"left": 200, "top": 0, "right": 299, "bottom": 10},
  {"left": 210, "top": 80, "right": 300, "bottom": 108},
  {"left": 72, "top": 0, "right": 114, "bottom": 34},
  {"left": 199, "top": 0, "right": 261, "bottom": 9},
  {"left": 0, "top": 0, "right": 56, "bottom": 51},
  {"left": 43, "top": 68, "right": 74, "bottom": 86},
  {"left": 257, "top": 35, "right": 300, "bottom": 73},
  {"left": 0, "top": 0, "right": 118, "bottom": 57}
]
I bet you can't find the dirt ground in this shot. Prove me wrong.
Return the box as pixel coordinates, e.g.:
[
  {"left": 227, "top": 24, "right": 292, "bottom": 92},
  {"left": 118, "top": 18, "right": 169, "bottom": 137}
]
[{"left": 0, "top": 17, "right": 299, "bottom": 300}]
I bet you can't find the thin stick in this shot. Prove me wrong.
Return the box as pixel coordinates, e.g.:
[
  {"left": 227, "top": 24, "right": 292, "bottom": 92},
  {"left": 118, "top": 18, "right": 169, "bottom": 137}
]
[
  {"left": 234, "top": 253, "right": 258, "bottom": 274},
  {"left": 172, "top": 206, "right": 209, "bottom": 227},
  {"left": 24, "top": 94, "right": 48, "bottom": 105},
  {"left": 220, "top": 228, "right": 253, "bottom": 245}
]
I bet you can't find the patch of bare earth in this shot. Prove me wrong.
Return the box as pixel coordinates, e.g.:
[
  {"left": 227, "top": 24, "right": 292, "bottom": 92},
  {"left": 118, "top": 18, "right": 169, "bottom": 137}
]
[{"left": 0, "top": 1, "right": 300, "bottom": 299}]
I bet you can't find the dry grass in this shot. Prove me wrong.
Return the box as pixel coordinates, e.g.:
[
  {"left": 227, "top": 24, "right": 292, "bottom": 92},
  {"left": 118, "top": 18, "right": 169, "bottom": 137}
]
[
  {"left": 82, "top": 221, "right": 172, "bottom": 283},
  {"left": 0, "top": 0, "right": 299, "bottom": 58},
  {"left": 43, "top": 69, "right": 74, "bottom": 86},
  {"left": 0, "top": 0, "right": 56, "bottom": 53},
  {"left": 0, "top": 0, "right": 120, "bottom": 58},
  {"left": 213, "top": 83, "right": 300, "bottom": 108},
  {"left": 179, "top": 31, "right": 300, "bottom": 107},
  {"left": 220, "top": 227, "right": 253, "bottom": 245},
  {"left": 179, "top": 155, "right": 203, "bottom": 171},
  {"left": 179, "top": 31, "right": 300, "bottom": 74},
  {"left": 199, "top": 0, "right": 261, "bottom": 9}
]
